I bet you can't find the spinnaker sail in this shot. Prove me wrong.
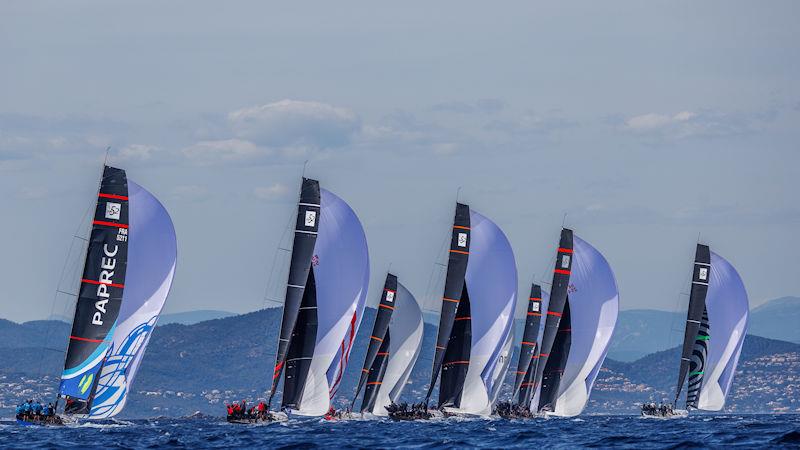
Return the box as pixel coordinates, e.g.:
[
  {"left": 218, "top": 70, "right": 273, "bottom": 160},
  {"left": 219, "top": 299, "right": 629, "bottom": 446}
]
[
  {"left": 534, "top": 230, "right": 619, "bottom": 417},
  {"left": 359, "top": 279, "right": 424, "bottom": 416},
  {"left": 674, "top": 244, "right": 749, "bottom": 411},
  {"left": 59, "top": 165, "right": 176, "bottom": 417},
  {"left": 269, "top": 178, "right": 369, "bottom": 416},
  {"left": 427, "top": 203, "right": 517, "bottom": 416}
]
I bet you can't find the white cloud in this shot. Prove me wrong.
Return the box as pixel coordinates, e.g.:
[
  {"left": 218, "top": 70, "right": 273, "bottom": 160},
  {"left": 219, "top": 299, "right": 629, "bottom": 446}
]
[
  {"left": 117, "top": 144, "right": 158, "bottom": 163},
  {"left": 181, "top": 139, "right": 267, "bottom": 165},
  {"left": 625, "top": 111, "right": 696, "bottom": 130},
  {"left": 228, "top": 100, "right": 360, "bottom": 148},
  {"left": 254, "top": 183, "right": 291, "bottom": 201}
]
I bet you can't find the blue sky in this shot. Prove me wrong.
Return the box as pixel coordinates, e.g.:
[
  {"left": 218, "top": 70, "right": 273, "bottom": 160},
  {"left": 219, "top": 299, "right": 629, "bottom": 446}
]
[{"left": 1, "top": 1, "right": 798, "bottom": 322}]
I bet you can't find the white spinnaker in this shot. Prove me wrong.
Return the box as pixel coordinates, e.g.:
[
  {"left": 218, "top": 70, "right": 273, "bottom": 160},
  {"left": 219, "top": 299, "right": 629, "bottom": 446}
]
[
  {"left": 90, "top": 181, "right": 177, "bottom": 418},
  {"left": 445, "top": 209, "right": 516, "bottom": 416},
  {"left": 292, "top": 188, "right": 369, "bottom": 416},
  {"left": 697, "top": 251, "right": 749, "bottom": 411},
  {"left": 552, "top": 235, "right": 618, "bottom": 417},
  {"left": 370, "top": 282, "right": 424, "bottom": 416}
]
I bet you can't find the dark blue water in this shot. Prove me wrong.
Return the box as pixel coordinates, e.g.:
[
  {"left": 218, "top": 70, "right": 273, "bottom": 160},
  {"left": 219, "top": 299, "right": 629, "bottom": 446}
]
[{"left": 2, "top": 415, "right": 799, "bottom": 449}]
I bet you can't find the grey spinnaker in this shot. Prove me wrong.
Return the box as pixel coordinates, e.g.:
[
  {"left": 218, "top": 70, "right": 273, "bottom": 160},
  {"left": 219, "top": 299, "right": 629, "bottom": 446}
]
[
  {"left": 675, "top": 245, "right": 749, "bottom": 411},
  {"left": 548, "top": 234, "right": 618, "bottom": 417},
  {"left": 536, "top": 231, "right": 619, "bottom": 417},
  {"left": 363, "top": 281, "right": 424, "bottom": 416}
]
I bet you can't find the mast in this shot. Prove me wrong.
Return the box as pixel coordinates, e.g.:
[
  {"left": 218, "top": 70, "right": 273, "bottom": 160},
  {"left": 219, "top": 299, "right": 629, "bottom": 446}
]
[
  {"left": 674, "top": 244, "right": 711, "bottom": 407},
  {"left": 352, "top": 273, "right": 398, "bottom": 410},
  {"left": 424, "top": 203, "right": 470, "bottom": 404},
  {"left": 531, "top": 228, "right": 573, "bottom": 412},
  {"left": 267, "top": 178, "right": 321, "bottom": 409},
  {"left": 514, "top": 283, "right": 544, "bottom": 407},
  {"left": 59, "top": 165, "right": 129, "bottom": 414}
]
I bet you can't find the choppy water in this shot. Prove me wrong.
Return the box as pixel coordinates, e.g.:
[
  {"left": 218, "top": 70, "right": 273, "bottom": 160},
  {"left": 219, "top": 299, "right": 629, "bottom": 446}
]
[{"left": 1, "top": 414, "right": 799, "bottom": 449}]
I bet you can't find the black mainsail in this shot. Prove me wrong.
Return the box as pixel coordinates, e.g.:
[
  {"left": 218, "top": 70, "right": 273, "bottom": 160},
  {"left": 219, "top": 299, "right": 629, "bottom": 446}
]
[
  {"left": 674, "top": 244, "right": 711, "bottom": 407},
  {"left": 424, "top": 203, "right": 470, "bottom": 405},
  {"left": 514, "top": 284, "right": 544, "bottom": 408},
  {"left": 60, "top": 166, "right": 129, "bottom": 414},
  {"left": 530, "top": 228, "right": 573, "bottom": 412},
  {"left": 268, "top": 178, "right": 321, "bottom": 409},
  {"left": 352, "top": 273, "right": 398, "bottom": 411}
]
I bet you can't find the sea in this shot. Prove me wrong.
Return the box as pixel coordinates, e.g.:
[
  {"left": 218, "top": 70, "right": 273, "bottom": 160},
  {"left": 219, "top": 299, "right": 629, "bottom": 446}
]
[{"left": 1, "top": 414, "right": 799, "bottom": 449}]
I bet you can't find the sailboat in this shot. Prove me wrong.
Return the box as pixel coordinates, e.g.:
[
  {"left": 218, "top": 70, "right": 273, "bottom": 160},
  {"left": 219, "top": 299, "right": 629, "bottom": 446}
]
[
  {"left": 643, "top": 244, "right": 749, "bottom": 418},
  {"left": 528, "top": 228, "right": 619, "bottom": 418},
  {"left": 389, "top": 203, "right": 517, "bottom": 420},
  {"left": 241, "top": 177, "right": 368, "bottom": 422},
  {"left": 16, "top": 165, "right": 177, "bottom": 425},
  {"left": 349, "top": 273, "right": 424, "bottom": 417},
  {"left": 495, "top": 283, "right": 548, "bottom": 419}
]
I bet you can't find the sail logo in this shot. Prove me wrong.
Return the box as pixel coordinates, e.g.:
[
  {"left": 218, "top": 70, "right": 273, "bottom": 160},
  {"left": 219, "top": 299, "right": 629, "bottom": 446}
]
[
  {"left": 311, "top": 254, "right": 320, "bottom": 266},
  {"left": 93, "top": 244, "right": 119, "bottom": 326},
  {"left": 385, "top": 291, "right": 395, "bottom": 303},
  {"left": 457, "top": 232, "right": 468, "bottom": 247},
  {"left": 304, "top": 211, "right": 317, "bottom": 227},
  {"left": 561, "top": 255, "right": 571, "bottom": 268},
  {"left": 105, "top": 202, "right": 121, "bottom": 220},
  {"left": 698, "top": 267, "right": 708, "bottom": 281},
  {"left": 79, "top": 373, "right": 94, "bottom": 395},
  {"left": 531, "top": 302, "right": 540, "bottom": 312}
]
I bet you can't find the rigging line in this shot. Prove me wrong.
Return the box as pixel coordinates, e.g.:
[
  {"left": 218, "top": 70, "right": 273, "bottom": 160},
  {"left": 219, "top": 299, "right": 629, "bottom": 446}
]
[
  {"left": 422, "top": 222, "right": 451, "bottom": 317},
  {"left": 40, "top": 177, "right": 98, "bottom": 378},
  {"left": 261, "top": 210, "right": 296, "bottom": 311}
]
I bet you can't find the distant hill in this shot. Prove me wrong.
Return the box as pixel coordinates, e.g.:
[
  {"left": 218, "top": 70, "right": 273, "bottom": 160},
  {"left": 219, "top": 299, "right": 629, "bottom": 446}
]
[
  {"left": 158, "top": 310, "right": 236, "bottom": 325},
  {"left": 750, "top": 296, "right": 800, "bottom": 344},
  {"left": 1, "top": 307, "right": 798, "bottom": 417},
  {"left": 603, "top": 296, "right": 800, "bottom": 362}
]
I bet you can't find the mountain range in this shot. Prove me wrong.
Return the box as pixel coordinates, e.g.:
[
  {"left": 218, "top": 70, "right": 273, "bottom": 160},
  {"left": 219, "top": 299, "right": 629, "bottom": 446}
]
[{"left": 1, "top": 298, "right": 799, "bottom": 417}]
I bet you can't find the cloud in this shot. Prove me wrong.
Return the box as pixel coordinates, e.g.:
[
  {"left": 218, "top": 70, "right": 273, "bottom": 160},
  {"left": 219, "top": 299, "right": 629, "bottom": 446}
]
[
  {"left": 181, "top": 139, "right": 268, "bottom": 165},
  {"left": 624, "top": 111, "right": 696, "bottom": 131},
  {"left": 117, "top": 144, "right": 159, "bottom": 163},
  {"left": 228, "top": 100, "right": 360, "bottom": 148},
  {"left": 253, "top": 183, "right": 291, "bottom": 201},
  {"left": 621, "top": 109, "right": 767, "bottom": 140}
]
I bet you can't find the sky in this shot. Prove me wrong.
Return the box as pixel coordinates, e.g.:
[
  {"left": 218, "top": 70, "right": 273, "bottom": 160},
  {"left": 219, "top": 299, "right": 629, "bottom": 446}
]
[{"left": 1, "top": 1, "right": 798, "bottom": 323}]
